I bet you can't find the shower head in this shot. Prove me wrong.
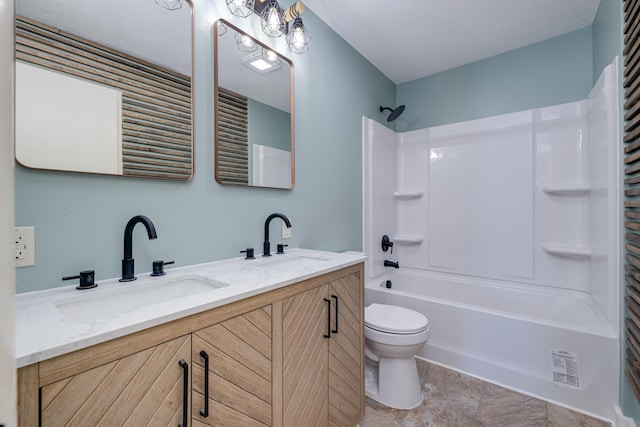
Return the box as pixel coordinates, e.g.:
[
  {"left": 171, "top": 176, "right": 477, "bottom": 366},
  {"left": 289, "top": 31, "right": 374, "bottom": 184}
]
[{"left": 380, "top": 105, "right": 405, "bottom": 122}]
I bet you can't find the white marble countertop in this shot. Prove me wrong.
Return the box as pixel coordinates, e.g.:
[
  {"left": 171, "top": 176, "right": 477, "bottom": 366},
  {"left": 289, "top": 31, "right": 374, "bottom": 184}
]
[{"left": 15, "top": 248, "right": 366, "bottom": 368}]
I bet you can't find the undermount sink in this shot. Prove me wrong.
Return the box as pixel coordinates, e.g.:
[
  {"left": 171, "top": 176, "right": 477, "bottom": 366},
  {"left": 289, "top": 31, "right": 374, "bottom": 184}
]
[
  {"left": 55, "top": 274, "right": 229, "bottom": 323},
  {"left": 253, "top": 254, "right": 332, "bottom": 271}
]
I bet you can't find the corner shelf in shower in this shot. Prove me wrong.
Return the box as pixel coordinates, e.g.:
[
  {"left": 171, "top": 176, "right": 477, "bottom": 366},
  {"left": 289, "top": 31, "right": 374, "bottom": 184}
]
[
  {"left": 541, "top": 184, "right": 591, "bottom": 196},
  {"left": 393, "top": 235, "right": 424, "bottom": 244},
  {"left": 393, "top": 190, "right": 424, "bottom": 200},
  {"left": 542, "top": 244, "right": 591, "bottom": 257}
]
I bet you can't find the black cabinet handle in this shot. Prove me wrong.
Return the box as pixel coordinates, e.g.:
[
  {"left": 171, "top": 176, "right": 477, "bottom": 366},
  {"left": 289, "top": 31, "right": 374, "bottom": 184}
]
[
  {"left": 324, "top": 298, "right": 331, "bottom": 338},
  {"left": 331, "top": 294, "right": 339, "bottom": 334},
  {"left": 199, "top": 350, "right": 209, "bottom": 417},
  {"left": 178, "top": 359, "right": 188, "bottom": 427}
]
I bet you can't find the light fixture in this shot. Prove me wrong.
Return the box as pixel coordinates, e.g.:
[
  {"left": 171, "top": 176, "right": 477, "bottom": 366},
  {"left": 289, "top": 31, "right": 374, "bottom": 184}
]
[
  {"left": 226, "top": 0, "right": 255, "bottom": 18},
  {"left": 155, "top": 0, "right": 182, "bottom": 10},
  {"left": 235, "top": 32, "right": 258, "bottom": 53},
  {"left": 262, "top": 48, "right": 282, "bottom": 66},
  {"left": 260, "top": 0, "right": 286, "bottom": 38},
  {"left": 241, "top": 50, "right": 282, "bottom": 74},
  {"left": 286, "top": 17, "right": 310, "bottom": 54},
  {"left": 225, "top": 0, "right": 311, "bottom": 53}
]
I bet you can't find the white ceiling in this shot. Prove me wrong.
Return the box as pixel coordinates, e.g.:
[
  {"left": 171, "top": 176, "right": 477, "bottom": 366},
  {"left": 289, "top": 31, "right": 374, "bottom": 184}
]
[{"left": 303, "top": 0, "right": 602, "bottom": 84}]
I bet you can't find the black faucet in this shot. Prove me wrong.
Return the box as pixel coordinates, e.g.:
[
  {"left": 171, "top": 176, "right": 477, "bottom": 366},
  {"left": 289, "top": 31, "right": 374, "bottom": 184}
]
[
  {"left": 384, "top": 260, "right": 399, "bottom": 269},
  {"left": 263, "top": 213, "right": 291, "bottom": 257},
  {"left": 120, "top": 215, "right": 157, "bottom": 282}
]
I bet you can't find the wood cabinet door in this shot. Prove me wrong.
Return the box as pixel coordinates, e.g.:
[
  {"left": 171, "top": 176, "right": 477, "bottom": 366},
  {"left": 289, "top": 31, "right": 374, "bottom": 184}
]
[
  {"left": 40, "top": 335, "right": 192, "bottom": 427},
  {"left": 282, "top": 285, "right": 330, "bottom": 427},
  {"left": 328, "top": 273, "right": 364, "bottom": 427},
  {"left": 192, "top": 305, "right": 273, "bottom": 427}
]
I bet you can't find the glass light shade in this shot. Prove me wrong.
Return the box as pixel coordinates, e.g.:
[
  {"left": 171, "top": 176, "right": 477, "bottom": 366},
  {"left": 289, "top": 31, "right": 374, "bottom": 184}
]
[
  {"left": 261, "top": 48, "right": 282, "bottom": 66},
  {"left": 155, "top": 0, "right": 182, "bottom": 10},
  {"left": 226, "top": 0, "right": 254, "bottom": 18},
  {"left": 234, "top": 32, "right": 258, "bottom": 53},
  {"left": 260, "top": 0, "right": 286, "bottom": 37},
  {"left": 286, "top": 17, "right": 310, "bottom": 54},
  {"left": 217, "top": 21, "right": 228, "bottom": 36}
]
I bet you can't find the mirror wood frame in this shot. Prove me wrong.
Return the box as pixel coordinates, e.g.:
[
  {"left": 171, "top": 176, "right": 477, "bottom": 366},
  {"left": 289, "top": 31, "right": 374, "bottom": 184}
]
[
  {"left": 214, "top": 19, "right": 295, "bottom": 189},
  {"left": 14, "top": 0, "right": 196, "bottom": 181}
]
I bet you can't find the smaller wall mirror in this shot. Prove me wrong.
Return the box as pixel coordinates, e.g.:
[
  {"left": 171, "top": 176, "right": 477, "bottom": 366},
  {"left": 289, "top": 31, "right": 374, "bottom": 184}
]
[
  {"left": 15, "top": 0, "right": 194, "bottom": 180},
  {"left": 214, "top": 20, "right": 294, "bottom": 189}
]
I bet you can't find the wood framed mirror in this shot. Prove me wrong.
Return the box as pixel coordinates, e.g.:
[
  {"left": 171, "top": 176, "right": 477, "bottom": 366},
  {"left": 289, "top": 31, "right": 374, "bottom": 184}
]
[
  {"left": 15, "top": 0, "right": 195, "bottom": 180},
  {"left": 214, "top": 19, "right": 294, "bottom": 189}
]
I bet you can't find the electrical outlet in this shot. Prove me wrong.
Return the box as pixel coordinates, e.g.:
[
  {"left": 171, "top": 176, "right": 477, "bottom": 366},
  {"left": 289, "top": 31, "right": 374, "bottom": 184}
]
[
  {"left": 282, "top": 219, "right": 292, "bottom": 239},
  {"left": 14, "top": 226, "right": 35, "bottom": 267}
]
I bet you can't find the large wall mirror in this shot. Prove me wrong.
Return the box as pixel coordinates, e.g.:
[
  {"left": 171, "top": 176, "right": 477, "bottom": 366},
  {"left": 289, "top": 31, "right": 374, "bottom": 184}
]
[
  {"left": 214, "top": 19, "right": 294, "bottom": 189},
  {"left": 14, "top": 0, "right": 194, "bottom": 180}
]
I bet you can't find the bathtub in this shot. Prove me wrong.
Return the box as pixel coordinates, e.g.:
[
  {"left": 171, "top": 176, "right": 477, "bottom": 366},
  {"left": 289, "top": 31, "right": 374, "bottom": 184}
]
[{"left": 365, "top": 268, "right": 618, "bottom": 421}]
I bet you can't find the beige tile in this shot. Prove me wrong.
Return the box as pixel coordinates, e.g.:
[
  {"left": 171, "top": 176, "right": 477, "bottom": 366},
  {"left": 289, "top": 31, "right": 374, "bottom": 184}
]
[
  {"left": 364, "top": 360, "right": 609, "bottom": 427},
  {"left": 547, "top": 403, "right": 611, "bottom": 427},
  {"left": 360, "top": 397, "right": 410, "bottom": 427},
  {"left": 418, "top": 359, "right": 485, "bottom": 401},
  {"left": 475, "top": 383, "right": 548, "bottom": 427}
]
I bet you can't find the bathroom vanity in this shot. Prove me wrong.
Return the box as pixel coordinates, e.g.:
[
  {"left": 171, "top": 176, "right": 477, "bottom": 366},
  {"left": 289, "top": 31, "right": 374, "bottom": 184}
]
[{"left": 16, "top": 249, "right": 366, "bottom": 427}]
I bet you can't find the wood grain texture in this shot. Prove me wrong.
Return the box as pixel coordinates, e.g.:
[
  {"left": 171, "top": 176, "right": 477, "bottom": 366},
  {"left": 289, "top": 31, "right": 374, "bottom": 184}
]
[
  {"left": 283, "top": 285, "right": 330, "bottom": 427},
  {"left": 41, "top": 335, "right": 191, "bottom": 427},
  {"left": 328, "top": 274, "right": 364, "bottom": 427},
  {"left": 626, "top": 0, "right": 640, "bottom": 406},
  {"left": 17, "top": 364, "right": 39, "bottom": 427},
  {"left": 193, "top": 305, "right": 272, "bottom": 426}
]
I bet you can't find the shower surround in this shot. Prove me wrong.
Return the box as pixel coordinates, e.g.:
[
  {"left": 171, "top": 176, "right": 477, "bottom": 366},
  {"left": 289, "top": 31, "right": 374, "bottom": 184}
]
[{"left": 362, "top": 59, "right": 620, "bottom": 420}]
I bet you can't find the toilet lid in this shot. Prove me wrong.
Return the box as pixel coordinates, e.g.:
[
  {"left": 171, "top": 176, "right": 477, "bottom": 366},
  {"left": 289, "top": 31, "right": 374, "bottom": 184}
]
[{"left": 365, "top": 303, "right": 428, "bottom": 334}]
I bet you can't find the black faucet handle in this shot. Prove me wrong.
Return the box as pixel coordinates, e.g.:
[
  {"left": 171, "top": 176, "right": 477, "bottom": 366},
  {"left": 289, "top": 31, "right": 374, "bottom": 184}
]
[
  {"left": 240, "top": 248, "right": 255, "bottom": 259},
  {"left": 381, "top": 235, "right": 394, "bottom": 254},
  {"left": 151, "top": 260, "right": 175, "bottom": 276},
  {"left": 63, "top": 270, "right": 97, "bottom": 290},
  {"left": 276, "top": 244, "right": 289, "bottom": 254}
]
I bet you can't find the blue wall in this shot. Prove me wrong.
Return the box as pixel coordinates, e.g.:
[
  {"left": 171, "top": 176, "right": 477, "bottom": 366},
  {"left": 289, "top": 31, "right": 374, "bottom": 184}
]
[
  {"left": 248, "top": 99, "right": 290, "bottom": 152},
  {"left": 14, "top": 2, "right": 396, "bottom": 292},
  {"left": 395, "top": 27, "right": 593, "bottom": 132}
]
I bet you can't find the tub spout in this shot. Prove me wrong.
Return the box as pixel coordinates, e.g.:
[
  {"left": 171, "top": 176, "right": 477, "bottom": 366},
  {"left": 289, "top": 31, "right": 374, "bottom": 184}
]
[{"left": 384, "top": 260, "right": 399, "bottom": 268}]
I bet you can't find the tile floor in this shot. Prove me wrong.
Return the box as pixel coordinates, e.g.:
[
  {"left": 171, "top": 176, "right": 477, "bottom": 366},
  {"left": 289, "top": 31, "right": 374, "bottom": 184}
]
[{"left": 359, "top": 359, "right": 611, "bottom": 427}]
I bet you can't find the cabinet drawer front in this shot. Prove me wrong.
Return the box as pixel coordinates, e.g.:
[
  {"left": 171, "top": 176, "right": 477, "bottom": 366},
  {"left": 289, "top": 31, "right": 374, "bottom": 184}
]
[
  {"left": 193, "top": 305, "right": 273, "bottom": 426},
  {"left": 41, "top": 335, "right": 191, "bottom": 427},
  {"left": 329, "top": 273, "right": 363, "bottom": 426},
  {"left": 282, "top": 285, "right": 330, "bottom": 427}
]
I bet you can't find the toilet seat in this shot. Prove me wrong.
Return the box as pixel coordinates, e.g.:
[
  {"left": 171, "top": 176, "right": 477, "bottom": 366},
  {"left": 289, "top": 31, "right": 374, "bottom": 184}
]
[{"left": 365, "top": 303, "right": 428, "bottom": 335}]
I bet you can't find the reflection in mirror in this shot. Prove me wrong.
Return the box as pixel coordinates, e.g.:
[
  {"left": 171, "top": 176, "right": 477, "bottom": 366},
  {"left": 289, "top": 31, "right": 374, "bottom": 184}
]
[
  {"left": 214, "top": 20, "right": 294, "bottom": 189},
  {"left": 15, "top": 0, "right": 194, "bottom": 180}
]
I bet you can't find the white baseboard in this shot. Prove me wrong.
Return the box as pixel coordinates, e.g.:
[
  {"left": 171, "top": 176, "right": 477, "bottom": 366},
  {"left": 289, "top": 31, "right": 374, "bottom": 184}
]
[{"left": 616, "top": 406, "right": 637, "bottom": 427}]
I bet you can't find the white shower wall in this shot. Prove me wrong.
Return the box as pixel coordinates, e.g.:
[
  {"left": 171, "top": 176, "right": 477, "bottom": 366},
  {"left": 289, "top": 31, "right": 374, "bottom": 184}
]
[{"left": 364, "top": 57, "right": 620, "bottom": 330}]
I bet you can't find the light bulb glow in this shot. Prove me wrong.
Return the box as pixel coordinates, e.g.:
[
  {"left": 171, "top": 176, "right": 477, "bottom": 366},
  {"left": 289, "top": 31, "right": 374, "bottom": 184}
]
[
  {"left": 292, "top": 27, "right": 305, "bottom": 49},
  {"left": 286, "top": 18, "right": 310, "bottom": 53},
  {"left": 265, "top": 50, "right": 278, "bottom": 62},
  {"left": 267, "top": 7, "right": 280, "bottom": 31}
]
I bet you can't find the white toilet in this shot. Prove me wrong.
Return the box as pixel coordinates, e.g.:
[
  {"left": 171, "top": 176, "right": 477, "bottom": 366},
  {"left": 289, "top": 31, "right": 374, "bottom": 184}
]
[{"left": 364, "top": 303, "right": 430, "bottom": 409}]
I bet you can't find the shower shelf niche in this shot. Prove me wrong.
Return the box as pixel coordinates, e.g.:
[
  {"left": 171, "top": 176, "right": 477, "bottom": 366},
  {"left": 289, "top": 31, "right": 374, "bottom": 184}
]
[
  {"left": 393, "top": 190, "right": 424, "bottom": 200},
  {"left": 393, "top": 235, "right": 424, "bottom": 244},
  {"left": 541, "top": 184, "right": 591, "bottom": 196},
  {"left": 542, "top": 243, "right": 591, "bottom": 257}
]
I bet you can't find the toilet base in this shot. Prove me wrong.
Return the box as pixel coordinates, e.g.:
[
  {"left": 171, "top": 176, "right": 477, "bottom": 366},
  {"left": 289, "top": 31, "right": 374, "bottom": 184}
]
[{"left": 364, "top": 356, "right": 423, "bottom": 410}]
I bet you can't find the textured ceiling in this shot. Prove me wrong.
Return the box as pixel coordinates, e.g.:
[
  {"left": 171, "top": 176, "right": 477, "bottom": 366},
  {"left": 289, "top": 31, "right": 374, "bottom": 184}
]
[{"left": 304, "top": 0, "right": 602, "bottom": 84}]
